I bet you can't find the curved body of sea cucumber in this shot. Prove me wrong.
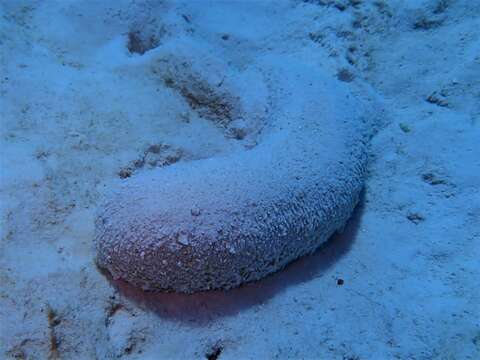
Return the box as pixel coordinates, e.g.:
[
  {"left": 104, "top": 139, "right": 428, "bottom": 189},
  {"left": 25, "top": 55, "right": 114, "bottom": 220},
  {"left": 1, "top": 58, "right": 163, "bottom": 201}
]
[{"left": 95, "top": 56, "right": 372, "bottom": 293}]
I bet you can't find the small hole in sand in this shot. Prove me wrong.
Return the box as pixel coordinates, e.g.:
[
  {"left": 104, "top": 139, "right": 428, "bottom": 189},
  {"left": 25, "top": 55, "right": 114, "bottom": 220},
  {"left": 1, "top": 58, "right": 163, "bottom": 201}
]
[{"left": 206, "top": 345, "right": 223, "bottom": 360}]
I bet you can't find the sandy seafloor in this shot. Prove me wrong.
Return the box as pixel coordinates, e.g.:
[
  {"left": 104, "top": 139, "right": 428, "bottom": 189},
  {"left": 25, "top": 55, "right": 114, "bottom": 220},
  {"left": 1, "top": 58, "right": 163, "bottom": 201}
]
[{"left": 1, "top": 0, "right": 479, "bottom": 359}]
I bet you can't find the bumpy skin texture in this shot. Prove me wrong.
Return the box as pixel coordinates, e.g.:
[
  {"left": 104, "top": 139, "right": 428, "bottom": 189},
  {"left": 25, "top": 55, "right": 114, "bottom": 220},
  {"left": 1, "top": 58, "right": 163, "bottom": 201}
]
[{"left": 95, "top": 56, "right": 372, "bottom": 293}]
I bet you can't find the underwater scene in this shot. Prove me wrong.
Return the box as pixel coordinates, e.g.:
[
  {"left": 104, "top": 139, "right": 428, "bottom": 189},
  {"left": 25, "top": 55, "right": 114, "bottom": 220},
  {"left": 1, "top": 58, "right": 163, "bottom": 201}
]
[{"left": 1, "top": 0, "right": 479, "bottom": 359}]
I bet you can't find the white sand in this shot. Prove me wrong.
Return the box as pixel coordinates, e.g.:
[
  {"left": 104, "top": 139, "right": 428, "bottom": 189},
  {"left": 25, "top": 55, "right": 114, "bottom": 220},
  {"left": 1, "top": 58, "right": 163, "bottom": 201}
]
[{"left": 1, "top": 0, "right": 479, "bottom": 359}]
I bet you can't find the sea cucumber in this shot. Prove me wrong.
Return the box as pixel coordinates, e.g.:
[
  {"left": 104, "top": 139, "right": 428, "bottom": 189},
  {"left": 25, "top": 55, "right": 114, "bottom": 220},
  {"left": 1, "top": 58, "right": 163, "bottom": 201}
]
[{"left": 95, "top": 54, "right": 373, "bottom": 293}]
